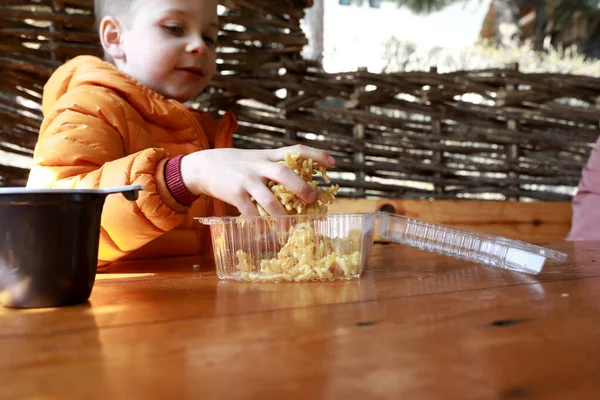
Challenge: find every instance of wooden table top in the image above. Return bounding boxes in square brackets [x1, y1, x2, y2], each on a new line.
[1, 240, 599, 399]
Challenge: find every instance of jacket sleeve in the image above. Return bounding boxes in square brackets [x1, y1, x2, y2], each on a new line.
[27, 85, 189, 262]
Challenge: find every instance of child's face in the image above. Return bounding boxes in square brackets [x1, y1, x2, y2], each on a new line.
[117, 0, 219, 102]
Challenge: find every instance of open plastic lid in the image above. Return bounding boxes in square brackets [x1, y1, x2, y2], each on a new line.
[377, 212, 567, 275]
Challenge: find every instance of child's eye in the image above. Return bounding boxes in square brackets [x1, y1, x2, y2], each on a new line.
[163, 24, 184, 36]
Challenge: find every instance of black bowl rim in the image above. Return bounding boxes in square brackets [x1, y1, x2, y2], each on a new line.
[0, 185, 143, 196]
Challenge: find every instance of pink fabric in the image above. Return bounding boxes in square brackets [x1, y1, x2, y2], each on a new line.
[568, 136, 600, 240]
[165, 155, 199, 206]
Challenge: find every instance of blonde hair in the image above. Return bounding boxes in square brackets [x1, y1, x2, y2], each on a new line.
[94, 0, 136, 25]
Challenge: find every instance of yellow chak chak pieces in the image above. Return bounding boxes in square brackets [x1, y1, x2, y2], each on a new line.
[254, 153, 340, 216]
[236, 223, 362, 282]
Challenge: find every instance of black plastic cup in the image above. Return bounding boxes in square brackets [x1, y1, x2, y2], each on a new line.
[0, 185, 142, 308]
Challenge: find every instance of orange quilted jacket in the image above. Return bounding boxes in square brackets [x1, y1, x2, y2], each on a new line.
[27, 56, 238, 267]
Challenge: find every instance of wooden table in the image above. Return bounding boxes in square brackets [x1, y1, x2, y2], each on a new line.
[1, 241, 599, 399]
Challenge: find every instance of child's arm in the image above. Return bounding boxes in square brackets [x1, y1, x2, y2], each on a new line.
[28, 86, 188, 263]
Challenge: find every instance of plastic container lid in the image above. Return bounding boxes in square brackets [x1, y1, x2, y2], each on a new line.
[377, 212, 567, 274]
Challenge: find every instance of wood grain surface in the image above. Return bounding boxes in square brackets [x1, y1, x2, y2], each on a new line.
[1, 240, 598, 400]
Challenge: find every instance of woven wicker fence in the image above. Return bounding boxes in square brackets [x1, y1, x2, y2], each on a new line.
[1, 0, 599, 201]
[216, 66, 600, 201]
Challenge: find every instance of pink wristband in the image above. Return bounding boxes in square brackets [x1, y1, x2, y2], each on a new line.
[165, 155, 199, 206]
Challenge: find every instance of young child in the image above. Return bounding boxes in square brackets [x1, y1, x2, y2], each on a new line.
[567, 139, 600, 240]
[26, 0, 335, 267]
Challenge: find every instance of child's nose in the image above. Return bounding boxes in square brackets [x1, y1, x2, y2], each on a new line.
[186, 37, 207, 56]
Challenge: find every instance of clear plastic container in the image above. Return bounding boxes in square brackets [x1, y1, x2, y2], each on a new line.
[377, 212, 567, 275]
[197, 213, 377, 282]
[197, 211, 567, 281]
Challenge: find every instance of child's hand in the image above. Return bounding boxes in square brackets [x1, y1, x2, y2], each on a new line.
[180, 145, 336, 216]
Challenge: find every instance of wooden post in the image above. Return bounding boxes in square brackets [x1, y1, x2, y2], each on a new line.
[283, 80, 297, 143]
[284, 102, 297, 141]
[596, 95, 600, 128]
[430, 66, 445, 197]
[506, 62, 520, 201]
[49, 0, 64, 62]
[353, 66, 367, 198]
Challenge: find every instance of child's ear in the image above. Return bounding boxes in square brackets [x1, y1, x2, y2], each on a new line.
[99, 17, 125, 61]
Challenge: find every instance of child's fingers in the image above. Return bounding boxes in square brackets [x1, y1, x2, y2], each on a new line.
[234, 195, 260, 217]
[271, 145, 335, 167]
[263, 163, 317, 204]
[249, 184, 288, 216]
